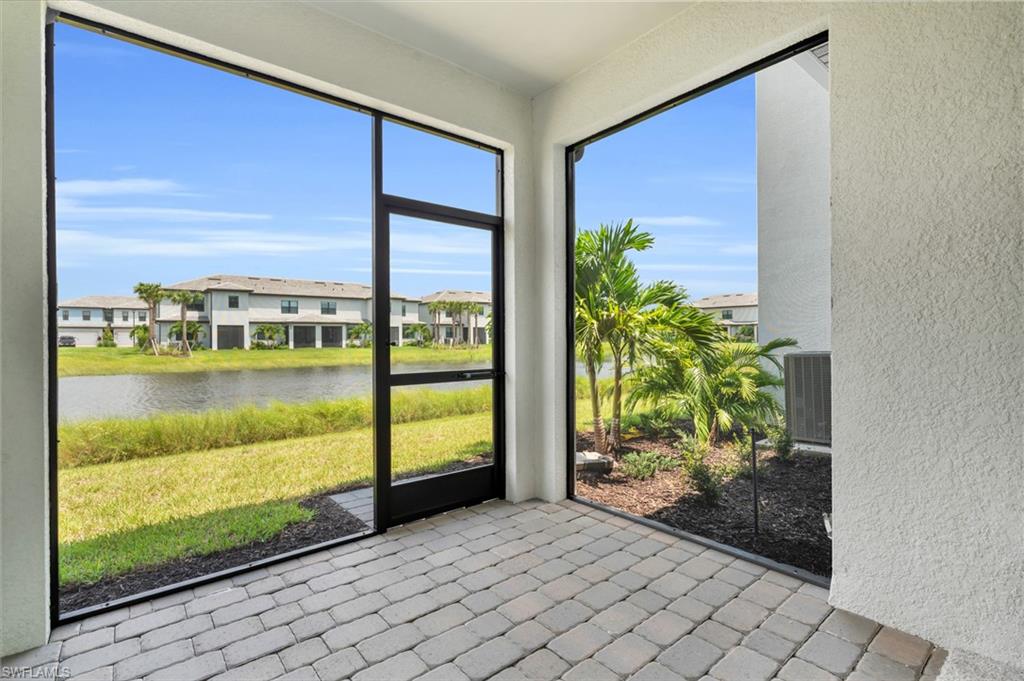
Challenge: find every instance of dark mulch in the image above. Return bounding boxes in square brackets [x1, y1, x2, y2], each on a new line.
[59, 492, 368, 614]
[575, 432, 832, 576]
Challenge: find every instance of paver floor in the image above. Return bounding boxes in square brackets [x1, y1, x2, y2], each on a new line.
[3, 499, 946, 681]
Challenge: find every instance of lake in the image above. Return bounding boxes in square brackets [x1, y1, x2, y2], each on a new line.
[60, 361, 600, 421]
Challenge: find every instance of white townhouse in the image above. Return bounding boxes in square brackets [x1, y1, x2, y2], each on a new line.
[56, 275, 495, 350]
[154, 274, 422, 350]
[693, 292, 758, 340]
[420, 289, 492, 345]
[55, 295, 148, 347]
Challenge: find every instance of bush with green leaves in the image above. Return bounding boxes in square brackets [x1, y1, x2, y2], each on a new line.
[768, 423, 794, 462]
[97, 326, 117, 348]
[680, 442, 725, 505]
[620, 450, 678, 480]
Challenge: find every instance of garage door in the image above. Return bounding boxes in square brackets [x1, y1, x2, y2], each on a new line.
[217, 325, 244, 349]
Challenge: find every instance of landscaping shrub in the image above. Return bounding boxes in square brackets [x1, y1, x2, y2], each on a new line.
[680, 442, 725, 505]
[768, 423, 794, 462]
[97, 327, 117, 348]
[620, 451, 678, 480]
[58, 385, 492, 467]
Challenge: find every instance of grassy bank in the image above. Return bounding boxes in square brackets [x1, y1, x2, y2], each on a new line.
[58, 345, 492, 378]
[60, 411, 493, 585]
[59, 385, 492, 467]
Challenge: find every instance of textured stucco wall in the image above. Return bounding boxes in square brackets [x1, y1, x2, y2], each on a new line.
[0, 0, 537, 655]
[756, 58, 831, 357]
[0, 0, 49, 657]
[533, 1, 1023, 672]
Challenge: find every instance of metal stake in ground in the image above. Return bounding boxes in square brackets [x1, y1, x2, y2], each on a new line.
[751, 430, 760, 536]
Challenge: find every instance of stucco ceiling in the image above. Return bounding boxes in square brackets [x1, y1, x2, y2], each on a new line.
[302, 1, 688, 96]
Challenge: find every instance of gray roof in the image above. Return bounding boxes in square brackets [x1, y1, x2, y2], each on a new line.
[692, 293, 758, 309]
[422, 290, 492, 304]
[58, 295, 147, 310]
[165, 274, 385, 299]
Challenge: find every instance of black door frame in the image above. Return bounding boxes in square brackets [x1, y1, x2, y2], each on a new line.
[47, 14, 505, 625]
[372, 117, 506, 527]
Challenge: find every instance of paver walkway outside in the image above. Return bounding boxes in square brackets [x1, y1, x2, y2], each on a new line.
[3, 499, 946, 681]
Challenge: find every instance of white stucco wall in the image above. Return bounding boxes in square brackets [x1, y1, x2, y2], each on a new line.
[756, 57, 831, 355]
[0, 0, 537, 655]
[533, 1, 1023, 672]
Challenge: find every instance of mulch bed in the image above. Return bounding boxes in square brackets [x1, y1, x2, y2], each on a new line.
[575, 432, 832, 576]
[59, 492, 368, 614]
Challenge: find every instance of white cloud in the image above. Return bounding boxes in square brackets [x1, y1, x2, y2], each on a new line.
[57, 178, 185, 197]
[390, 230, 490, 256]
[641, 263, 756, 273]
[634, 215, 721, 227]
[57, 228, 369, 258]
[719, 242, 757, 256]
[321, 216, 371, 223]
[392, 268, 490, 276]
[57, 200, 272, 223]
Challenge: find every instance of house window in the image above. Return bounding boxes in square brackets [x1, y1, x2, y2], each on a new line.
[186, 299, 205, 312]
[103, 309, 114, 323]
[139, 311, 147, 322]
[122, 311, 129, 322]
[402, 304, 407, 316]
[321, 301, 336, 315]
[721, 309, 733, 320]
[82, 310, 91, 321]
[61, 310, 69, 321]
[228, 295, 239, 309]
[281, 300, 299, 314]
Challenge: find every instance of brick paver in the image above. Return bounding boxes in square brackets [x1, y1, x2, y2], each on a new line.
[6, 500, 942, 680]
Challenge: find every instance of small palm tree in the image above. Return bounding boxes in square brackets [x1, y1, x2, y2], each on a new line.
[129, 324, 149, 350]
[252, 323, 284, 348]
[166, 290, 203, 357]
[133, 282, 163, 355]
[628, 336, 797, 446]
[349, 322, 373, 347]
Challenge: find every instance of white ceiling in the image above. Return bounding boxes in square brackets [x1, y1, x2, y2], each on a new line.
[303, 1, 687, 97]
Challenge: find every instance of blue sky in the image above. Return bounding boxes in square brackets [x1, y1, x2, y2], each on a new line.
[574, 77, 757, 301]
[55, 22, 753, 303]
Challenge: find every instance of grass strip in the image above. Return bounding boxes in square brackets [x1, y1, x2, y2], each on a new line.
[58, 345, 492, 377]
[59, 385, 492, 467]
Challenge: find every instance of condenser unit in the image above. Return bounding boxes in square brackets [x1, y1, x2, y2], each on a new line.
[784, 351, 831, 446]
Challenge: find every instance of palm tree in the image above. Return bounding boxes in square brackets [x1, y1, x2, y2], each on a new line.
[403, 322, 432, 346]
[575, 220, 722, 452]
[628, 336, 797, 446]
[252, 323, 284, 348]
[166, 290, 203, 356]
[349, 322, 373, 347]
[133, 282, 163, 355]
[427, 301, 444, 346]
[467, 303, 484, 346]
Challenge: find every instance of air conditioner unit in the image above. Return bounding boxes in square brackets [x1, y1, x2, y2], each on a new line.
[784, 351, 831, 446]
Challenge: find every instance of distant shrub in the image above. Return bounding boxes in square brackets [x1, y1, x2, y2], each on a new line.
[768, 423, 794, 462]
[680, 442, 725, 505]
[97, 327, 117, 348]
[620, 451, 678, 480]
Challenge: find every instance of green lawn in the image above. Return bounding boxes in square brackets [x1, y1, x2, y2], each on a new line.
[58, 372, 616, 586]
[60, 411, 493, 585]
[58, 345, 492, 378]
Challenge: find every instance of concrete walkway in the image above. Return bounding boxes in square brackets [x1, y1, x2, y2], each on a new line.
[3, 499, 945, 681]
